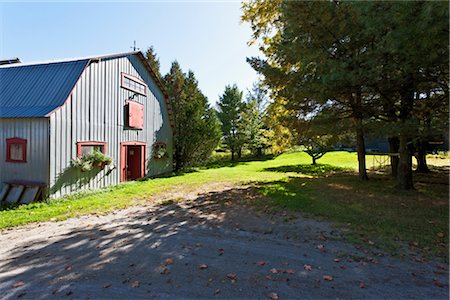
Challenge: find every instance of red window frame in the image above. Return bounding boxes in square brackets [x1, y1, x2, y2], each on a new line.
[6, 137, 27, 163]
[120, 73, 147, 96]
[76, 141, 107, 157]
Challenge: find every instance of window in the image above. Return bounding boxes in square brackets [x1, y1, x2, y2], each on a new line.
[121, 73, 147, 96]
[6, 138, 27, 163]
[77, 142, 107, 157]
[125, 100, 144, 129]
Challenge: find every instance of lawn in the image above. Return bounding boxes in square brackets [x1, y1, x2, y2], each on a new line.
[0, 151, 448, 260]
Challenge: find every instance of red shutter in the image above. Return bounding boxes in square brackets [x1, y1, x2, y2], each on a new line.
[127, 101, 144, 129]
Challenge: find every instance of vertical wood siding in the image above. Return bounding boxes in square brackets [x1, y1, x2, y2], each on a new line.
[49, 55, 173, 197]
[0, 118, 50, 184]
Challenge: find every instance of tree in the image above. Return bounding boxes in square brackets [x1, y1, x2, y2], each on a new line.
[243, 1, 372, 180]
[144, 46, 161, 79]
[164, 62, 221, 171]
[243, 1, 449, 189]
[241, 82, 269, 156]
[354, 2, 449, 188]
[217, 84, 246, 160]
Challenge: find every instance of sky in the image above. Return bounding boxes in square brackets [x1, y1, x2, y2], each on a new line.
[0, 1, 261, 105]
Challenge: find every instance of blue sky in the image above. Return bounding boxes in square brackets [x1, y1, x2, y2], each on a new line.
[0, 1, 260, 105]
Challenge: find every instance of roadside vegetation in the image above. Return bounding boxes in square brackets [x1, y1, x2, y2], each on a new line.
[1, 151, 448, 260]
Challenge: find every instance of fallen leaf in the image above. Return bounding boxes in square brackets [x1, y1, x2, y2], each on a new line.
[437, 232, 444, 238]
[265, 275, 273, 280]
[323, 275, 333, 281]
[164, 258, 174, 265]
[268, 292, 279, 300]
[270, 268, 279, 274]
[103, 283, 112, 288]
[218, 248, 225, 256]
[304, 264, 312, 271]
[227, 273, 237, 281]
[359, 282, 366, 288]
[12, 282, 25, 288]
[286, 269, 295, 274]
[317, 244, 325, 252]
[319, 233, 327, 241]
[256, 261, 266, 266]
[199, 264, 208, 269]
[159, 266, 169, 275]
[65, 265, 72, 271]
[214, 289, 221, 294]
[333, 259, 340, 263]
[339, 265, 347, 269]
[131, 280, 140, 288]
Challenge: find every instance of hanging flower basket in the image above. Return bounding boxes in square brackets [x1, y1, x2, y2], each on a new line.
[71, 151, 113, 172]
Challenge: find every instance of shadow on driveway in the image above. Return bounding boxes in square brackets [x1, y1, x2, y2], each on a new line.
[0, 186, 448, 299]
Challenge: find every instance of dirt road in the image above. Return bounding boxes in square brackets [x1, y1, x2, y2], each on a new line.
[0, 185, 448, 299]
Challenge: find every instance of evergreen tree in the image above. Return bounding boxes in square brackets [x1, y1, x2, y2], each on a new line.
[241, 81, 268, 156]
[242, 1, 449, 189]
[144, 46, 161, 79]
[164, 62, 221, 171]
[217, 84, 245, 160]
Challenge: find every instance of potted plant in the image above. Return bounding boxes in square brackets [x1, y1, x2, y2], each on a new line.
[71, 150, 113, 172]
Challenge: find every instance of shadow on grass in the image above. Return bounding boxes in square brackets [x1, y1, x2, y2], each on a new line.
[264, 163, 349, 176]
[252, 173, 449, 260]
[198, 154, 275, 170]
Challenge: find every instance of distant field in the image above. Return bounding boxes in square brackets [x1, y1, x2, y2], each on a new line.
[0, 151, 448, 259]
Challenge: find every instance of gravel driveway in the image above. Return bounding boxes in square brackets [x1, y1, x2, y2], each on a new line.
[0, 185, 448, 299]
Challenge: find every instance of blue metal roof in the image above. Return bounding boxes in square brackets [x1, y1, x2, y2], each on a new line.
[0, 59, 89, 117]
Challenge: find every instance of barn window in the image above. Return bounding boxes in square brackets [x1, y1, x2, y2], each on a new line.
[77, 142, 107, 157]
[6, 138, 27, 163]
[121, 73, 147, 96]
[125, 100, 144, 129]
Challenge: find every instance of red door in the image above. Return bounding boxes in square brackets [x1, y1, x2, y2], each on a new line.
[120, 142, 146, 182]
[126, 146, 142, 180]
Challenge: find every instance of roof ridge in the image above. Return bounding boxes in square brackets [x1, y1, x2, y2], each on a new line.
[0, 51, 140, 69]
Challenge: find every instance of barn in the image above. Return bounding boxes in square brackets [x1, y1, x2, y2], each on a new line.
[0, 51, 174, 202]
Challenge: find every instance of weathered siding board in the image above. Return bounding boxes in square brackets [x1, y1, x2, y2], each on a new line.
[49, 55, 172, 197]
[0, 118, 50, 184]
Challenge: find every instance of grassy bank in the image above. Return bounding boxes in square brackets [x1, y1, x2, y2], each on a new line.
[0, 151, 448, 260]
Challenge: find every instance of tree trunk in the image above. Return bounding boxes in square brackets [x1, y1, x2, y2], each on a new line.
[388, 137, 400, 177]
[231, 150, 235, 161]
[237, 147, 242, 159]
[312, 156, 316, 165]
[257, 147, 263, 157]
[396, 134, 414, 189]
[174, 147, 183, 172]
[355, 119, 369, 180]
[415, 140, 429, 173]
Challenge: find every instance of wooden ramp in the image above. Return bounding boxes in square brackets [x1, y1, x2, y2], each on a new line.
[0, 181, 46, 205]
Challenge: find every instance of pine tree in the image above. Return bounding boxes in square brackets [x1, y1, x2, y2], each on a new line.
[217, 85, 245, 160]
[164, 62, 221, 171]
[144, 46, 161, 79]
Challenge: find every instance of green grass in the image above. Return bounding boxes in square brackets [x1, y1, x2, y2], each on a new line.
[0, 151, 448, 260]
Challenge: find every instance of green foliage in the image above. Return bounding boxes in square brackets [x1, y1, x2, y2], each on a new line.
[71, 151, 112, 172]
[242, 1, 449, 188]
[164, 62, 221, 171]
[144, 46, 161, 79]
[217, 84, 246, 160]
